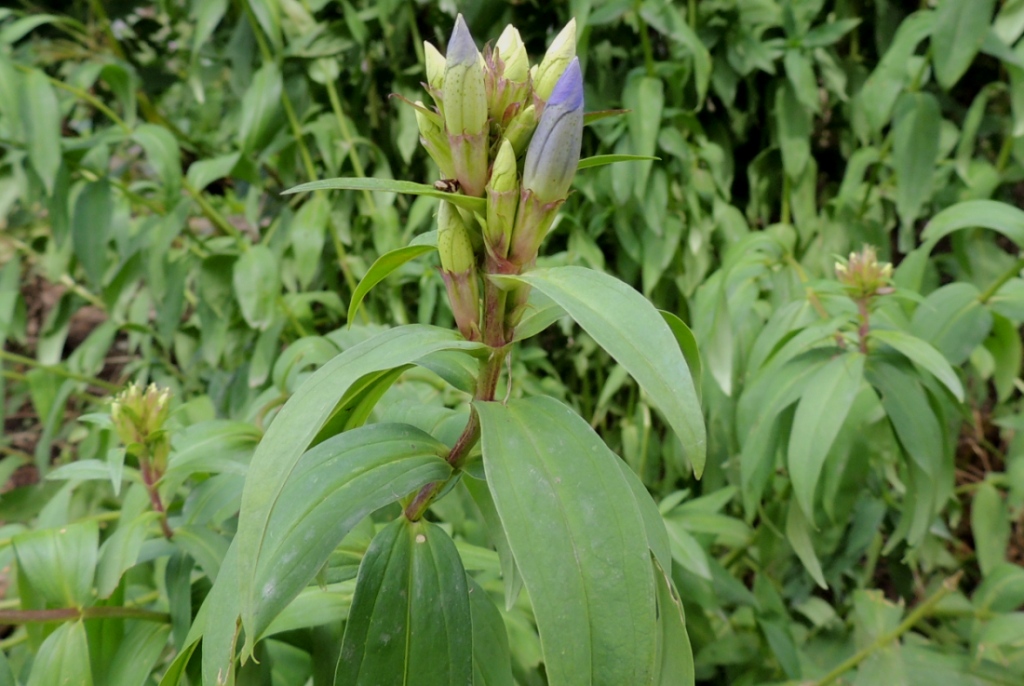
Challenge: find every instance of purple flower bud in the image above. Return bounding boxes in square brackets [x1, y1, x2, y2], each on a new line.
[522, 58, 583, 204]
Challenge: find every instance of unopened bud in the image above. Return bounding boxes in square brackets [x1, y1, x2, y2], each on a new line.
[443, 15, 488, 137]
[495, 25, 528, 83]
[485, 139, 518, 259]
[487, 25, 531, 124]
[437, 201, 481, 340]
[504, 104, 537, 156]
[424, 41, 445, 92]
[522, 58, 583, 204]
[415, 104, 455, 178]
[835, 245, 894, 299]
[534, 19, 576, 101]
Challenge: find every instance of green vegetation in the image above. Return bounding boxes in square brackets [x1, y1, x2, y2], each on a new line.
[2, 1, 1024, 684]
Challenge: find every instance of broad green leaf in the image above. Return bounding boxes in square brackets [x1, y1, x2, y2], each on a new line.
[577, 154, 660, 171]
[784, 49, 819, 113]
[931, 0, 997, 89]
[21, 68, 61, 194]
[247, 423, 451, 641]
[13, 520, 98, 608]
[664, 517, 711, 580]
[920, 199, 1024, 250]
[497, 267, 705, 475]
[777, 80, 811, 178]
[463, 476, 523, 611]
[195, 543, 241, 686]
[477, 397, 658, 686]
[788, 352, 865, 520]
[893, 92, 941, 228]
[972, 481, 1010, 577]
[653, 558, 695, 686]
[910, 283, 993, 366]
[869, 329, 964, 401]
[236, 326, 483, 650]
[187, 153, 241, 193]
[237, 62, 282, 154]
[786, 499, 827, 589]
[986, 313, 1022, 401]
[134, 123, 182, 202]
[290, 193, 331, 289]
[974, 563, 1024, 612]
[616, 459, 672, 575]
[336, 519, 472, 686]
[803, 18, 862, 47]
[26, 620, 92, 686]
[284, 177, 486, 213]
[660, 310, 702, 404]
[866, 360, 943, 476]
[625, 75, 664, 199]
[72, 179, 113, 288]
[263, 582, 354, 637]
[348, 244, 436, 322]
[107, 622, 171, 686]
[233, 245, 280, 330]
[468, 578, 515, 686]
[96, 511, 159, 598]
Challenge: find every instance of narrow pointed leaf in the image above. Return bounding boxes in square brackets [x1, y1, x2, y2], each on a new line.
[248, 423, 451, 640]
[653, 558, 695, 686]
[284, 177, 486, 213]
[786, 499, 827, 589]
[577, 154, 660, 171]
[496, 267, 705, 475]
[468, 578, 515, 686]
[870, 329, 964, 401]
[348, 245, 436, 323]
[336, 519, 472, 685]
[788, 352, 865, 520]
[477, 397, 658, 686]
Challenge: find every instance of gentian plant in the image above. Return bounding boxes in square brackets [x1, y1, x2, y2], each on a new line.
[194, 15, 705, 685]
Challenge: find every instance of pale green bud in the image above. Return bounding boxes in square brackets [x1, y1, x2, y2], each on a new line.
[494, 25, 528, 83]
[437, 200, 477, 275]
[534, 19, 576, 101]
[504, 104, 538, 156]
[415, 103, 455, 178]
[485, 138, 518, 258]
[424, 41, 445, 92]
[443, 15, 488, 136]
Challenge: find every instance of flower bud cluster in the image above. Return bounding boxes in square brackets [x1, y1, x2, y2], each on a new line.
[835, 245, 894, 300]
[111, 382, 172, 474]
[417, 15, 584, 345]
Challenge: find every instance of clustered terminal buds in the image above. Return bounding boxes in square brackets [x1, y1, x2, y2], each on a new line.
[415, 14, 584, 346]
[835, 245, 894, 301]
[111, 382, 172, 473]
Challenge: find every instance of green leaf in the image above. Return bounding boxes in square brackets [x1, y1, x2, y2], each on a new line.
[107, 622, 171, 686]
[786, 499, 827, 589]
[869, 329, 964, 401]
[26, 620, 92, 686]
[237, 62, 282, 154]
[653, 558, 695, 686]
[477, 397, 658, 686]
[910, 283, 993, 366]
[777, 80, 811, 179]
[468, 578, 515, 686]
[233, 245, 280, 331]
[784, 49, 819, 113]
[972, 482, 1010, 577]
[13, 520, 98, 608]
[247, 423, 451, 641]
[290, 193, 331, 289]
[72, 179, 113, 288]
[616, 459, 672, 575]
[348, 245, 436, 323]
[262, 582, 353, 637]
[134, 123, 182, 202]
[336, 519, 472, 686]
[625, 75, 664, 199]
[96, 511, 159, 599]
[921, 199, 1024, 250]
[866, 360, 944, 476]
[985, 313, 1022, 402]
[893, 92, 941, 228]
[577, 154, 660, 170]
[660, 310, 702, 404]
[187, 153, 241, 193]
[235, 326, 483, 650]
[21, 68, 61, 194]
[284, 177, 486, 214]
[803, 18, 861, 48]
[788, 352, 865, 520]
[463, 476, 523, 611]
[664, 517, 711, 580]
[931, 0, 997, 89]
[496, 267, 705, 476]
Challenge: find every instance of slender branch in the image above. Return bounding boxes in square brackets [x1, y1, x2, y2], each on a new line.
[0, 605, 170, 624]
[813, 572, 962, 686]
[0, 350, 120, 392]
[978, 255, 1024, 304]
[634, 0, 656, 78]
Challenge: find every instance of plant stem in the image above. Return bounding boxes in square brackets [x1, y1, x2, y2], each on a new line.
[813, 572, 962, 686]
[856, 298, 870, 354]
[0, 350, 120, 392]
[978, 255, 1024, 304]
[404, 347, 506, 521]
[139, 454, 173, 539]
[0, 606, 170, 624]
[635, 0, 657, 78]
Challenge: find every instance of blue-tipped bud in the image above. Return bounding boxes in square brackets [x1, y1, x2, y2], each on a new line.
[443, 15, 488, 136]
[522, 58, 583, 204]
[533, 19, 577, 101]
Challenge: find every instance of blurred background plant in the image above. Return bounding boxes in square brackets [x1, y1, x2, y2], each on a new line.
[2, 0, 1024, 684]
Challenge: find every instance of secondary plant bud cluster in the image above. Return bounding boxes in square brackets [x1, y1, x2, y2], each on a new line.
[835, 245, 894, 301]
[111, 382, 172, 474]
[415, 15, 584, 345]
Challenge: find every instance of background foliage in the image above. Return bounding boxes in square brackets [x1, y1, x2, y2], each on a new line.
[2, 0, 1024, 684]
